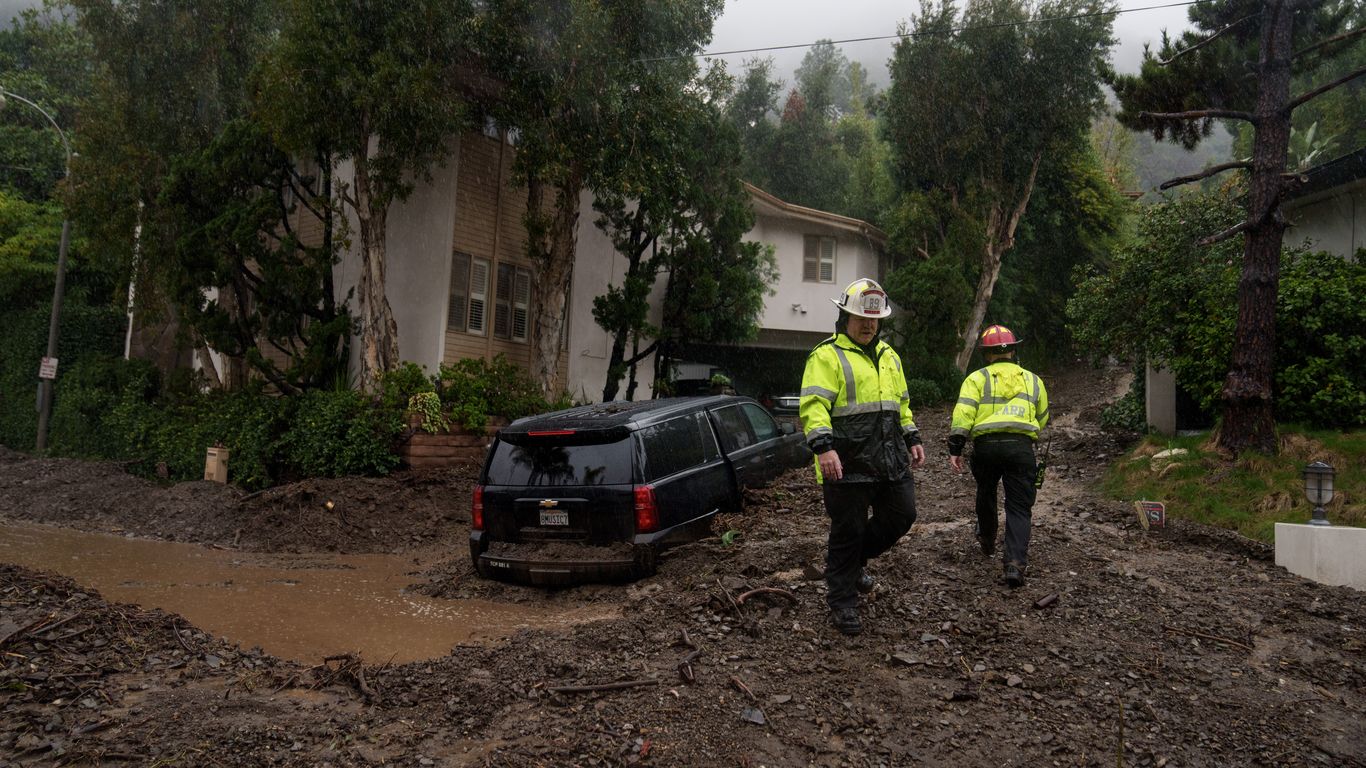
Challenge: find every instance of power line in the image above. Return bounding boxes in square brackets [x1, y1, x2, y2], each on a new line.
[637, 0, 1214, 64]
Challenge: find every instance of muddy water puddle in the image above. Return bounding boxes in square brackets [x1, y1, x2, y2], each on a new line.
[0, 522, 615, 664]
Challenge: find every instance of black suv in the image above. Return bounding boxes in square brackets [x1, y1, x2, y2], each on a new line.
[469, 395, 809, 585]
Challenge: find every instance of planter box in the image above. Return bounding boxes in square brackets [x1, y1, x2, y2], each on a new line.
[398, 415, 508, 470]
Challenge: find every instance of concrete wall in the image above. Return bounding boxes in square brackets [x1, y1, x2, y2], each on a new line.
[1275, 523, 1366, 590]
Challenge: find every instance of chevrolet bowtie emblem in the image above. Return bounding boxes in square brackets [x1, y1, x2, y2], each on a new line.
[538, 499, 558, 508]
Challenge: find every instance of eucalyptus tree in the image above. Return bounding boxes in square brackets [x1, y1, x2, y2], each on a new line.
[480, 0, 725, 398]
[256, 0, 476, 391]
[1110, 0, 1365, 455]
[883, 0, 1115, 372]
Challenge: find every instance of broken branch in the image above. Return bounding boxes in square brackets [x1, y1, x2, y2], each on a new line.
[1293, 26, 1366, 60]
[548, 679, 659, 695]
[1161, 624, 1253, 652]
[735, 587, 797, 606]
[1197, 218, 1251, 247]
[1158, 14, 1258, 66]
[1137, 108, 1255, 123]
[1158, 161, 1252, 190]
[1285, 65, 1366, 113]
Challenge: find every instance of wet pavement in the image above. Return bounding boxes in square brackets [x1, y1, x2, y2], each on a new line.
[0, 522, 614, 664]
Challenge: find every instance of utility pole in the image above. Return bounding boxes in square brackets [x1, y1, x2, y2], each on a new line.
[0, 87, 74, 453]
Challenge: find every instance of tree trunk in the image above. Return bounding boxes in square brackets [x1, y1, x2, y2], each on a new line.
[353, 148, 400, 392]
[953, 156, 1041, 372]
[528, 175, 582, 400]
[1216, 0, 1295, 456]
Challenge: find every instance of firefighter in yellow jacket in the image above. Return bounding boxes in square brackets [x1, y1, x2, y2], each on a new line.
[948, 325, 1049, 588]
[800, 278, 925, 636]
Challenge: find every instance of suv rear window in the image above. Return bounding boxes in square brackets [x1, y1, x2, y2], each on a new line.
[485, 440, 634, 486]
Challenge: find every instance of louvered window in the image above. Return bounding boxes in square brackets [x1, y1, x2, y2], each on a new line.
[803, 235, 836, 283]
[494, 263, 533, 343]
[449, 252, 488, 335]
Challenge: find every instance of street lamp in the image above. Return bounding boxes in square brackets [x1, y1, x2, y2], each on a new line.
[0, 87, 73, 453]
[1301, 461, 1335, 527]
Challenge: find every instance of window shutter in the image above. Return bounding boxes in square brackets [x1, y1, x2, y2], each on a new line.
[468, 258, 488, 334]
[512, 269, 531, 341]
[803, 236, 819, 282]
[494, 263, 512, 339]
[447, 253, 469, 332]
[819, 237, 835, 283]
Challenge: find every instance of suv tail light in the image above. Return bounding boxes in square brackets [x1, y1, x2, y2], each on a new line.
[634, 485, 658, 533]
[471, 485, 484, 531]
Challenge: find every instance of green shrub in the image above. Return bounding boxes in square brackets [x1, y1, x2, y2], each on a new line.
[905, 377, 944, 408]
[1273, 248, 1366, 427]
[438, 355, 551, 430]
[280, 389, 402, 479]
[48, 356, 159, 457]
[379, 361, 435, 412]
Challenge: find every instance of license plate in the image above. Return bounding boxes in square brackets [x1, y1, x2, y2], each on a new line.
[539, 509, 569, 526]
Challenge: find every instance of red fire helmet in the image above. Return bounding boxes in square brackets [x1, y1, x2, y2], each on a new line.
[978, 324, 1020, 349]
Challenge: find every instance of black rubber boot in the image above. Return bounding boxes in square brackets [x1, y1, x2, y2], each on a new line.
[830, 607, 862, 635]
[1003, 562, 1026, 589]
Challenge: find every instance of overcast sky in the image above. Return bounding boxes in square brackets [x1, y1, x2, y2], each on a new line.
[2, 0, 1192, 81]
[708, 0, 1194, 84]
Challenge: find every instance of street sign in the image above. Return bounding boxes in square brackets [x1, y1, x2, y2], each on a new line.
[38, 357, 58, 380]
[1134, 500, 1166, 530]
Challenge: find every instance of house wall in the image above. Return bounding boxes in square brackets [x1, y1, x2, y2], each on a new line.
[1285, 180, 1364, 258]
[388, 142, 460, 374]
[567, 190, 664, 403]
[751, 213, 882, 340]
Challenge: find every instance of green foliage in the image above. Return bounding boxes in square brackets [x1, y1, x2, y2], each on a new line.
[1274, 248, 1366, 427]
[0, 303, 124, 451]
[438, 356, 555, 431]
[0, 6, 93, 201]
[408, 392, 448, 434]
[883, 0, 1116, 369]
[279, 390, 402, 481]
[1100, 373, 1148, 435]
[159, 119, 351, 394]
[48, 355, 157, 457]
[1069, 186, 1366, 429]
[1102, 428, 1366, 542]
[379, 362, 436, 412]
[905, 378, 945, 408]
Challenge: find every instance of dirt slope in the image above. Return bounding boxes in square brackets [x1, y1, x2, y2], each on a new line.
[2, 363, 1363, 766]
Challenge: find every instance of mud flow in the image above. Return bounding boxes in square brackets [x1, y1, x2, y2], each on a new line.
[0, 522, 613, 663]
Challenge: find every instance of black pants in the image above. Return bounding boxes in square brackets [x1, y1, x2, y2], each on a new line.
[970, 434, 1037, 568]
[822, 477, 917, 610]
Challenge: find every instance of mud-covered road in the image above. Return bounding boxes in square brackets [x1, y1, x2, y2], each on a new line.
[1, 365, 1362, 767]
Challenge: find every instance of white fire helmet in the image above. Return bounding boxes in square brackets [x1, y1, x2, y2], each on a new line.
[831, 278, 892, 319]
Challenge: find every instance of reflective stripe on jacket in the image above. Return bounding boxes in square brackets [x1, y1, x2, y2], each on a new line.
[800, 333, 917, 483]
[950, 361, 1049, 441]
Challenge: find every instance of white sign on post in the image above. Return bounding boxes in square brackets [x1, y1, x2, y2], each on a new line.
[38, 357, 58, 380]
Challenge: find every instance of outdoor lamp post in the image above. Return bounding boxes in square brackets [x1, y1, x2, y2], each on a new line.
[0, 87, 74, 453]
[1301, 461, 1335, 527]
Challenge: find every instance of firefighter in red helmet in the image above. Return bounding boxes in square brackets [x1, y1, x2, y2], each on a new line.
[947, 325, 1049, 587]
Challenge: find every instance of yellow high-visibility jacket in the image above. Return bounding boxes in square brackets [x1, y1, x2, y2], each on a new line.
[800, 333, 919, 483]
[950, 361, 1049, 442]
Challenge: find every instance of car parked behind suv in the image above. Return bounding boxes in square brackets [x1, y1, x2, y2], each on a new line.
[469, 395, 809, 585]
